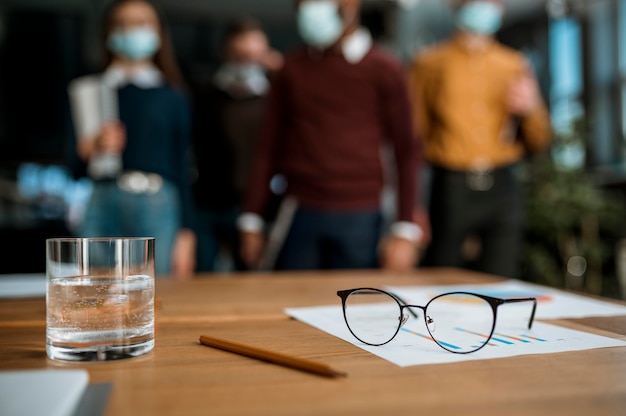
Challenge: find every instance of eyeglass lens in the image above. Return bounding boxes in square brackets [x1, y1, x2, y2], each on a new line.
[343, 290, 497, 353]
[343, 289, 403, 346]
[426, 293, 495, 353]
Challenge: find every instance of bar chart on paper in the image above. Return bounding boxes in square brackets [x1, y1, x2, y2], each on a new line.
[398, 326, 547, 351]
[398, 322, 626, 365]
[364, 320, 626, 366]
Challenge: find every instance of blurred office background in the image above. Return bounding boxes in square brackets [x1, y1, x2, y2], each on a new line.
[1, 0, 625, 298]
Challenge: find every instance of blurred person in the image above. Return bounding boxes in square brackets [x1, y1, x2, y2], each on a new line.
[68, 0, 195, 277]
[408, 0, 552, 277]
[192, 17, 283, 271]
[238, 0, 427, 271]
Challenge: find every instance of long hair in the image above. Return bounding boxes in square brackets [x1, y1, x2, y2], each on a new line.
[101, 0, 185, 88]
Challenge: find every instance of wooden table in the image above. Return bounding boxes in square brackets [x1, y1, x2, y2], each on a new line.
[1, 269, 625, 415]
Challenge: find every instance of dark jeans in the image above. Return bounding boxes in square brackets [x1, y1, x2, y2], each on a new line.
[276, 207, 382, 270]
[423, 165, 523, 278]
[194, 207, 245, 272]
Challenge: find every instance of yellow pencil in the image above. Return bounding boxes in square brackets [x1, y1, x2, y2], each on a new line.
[199, 335, 347, 378]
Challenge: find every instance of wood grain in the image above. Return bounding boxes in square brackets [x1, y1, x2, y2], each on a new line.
[1, 268, 625, 415]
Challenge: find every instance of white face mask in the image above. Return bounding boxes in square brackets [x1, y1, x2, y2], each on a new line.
[213, 63, 270, 98]
[456, 1, 503, 35]
[107, 26, 160, 61]
[297, 1, 344, 49]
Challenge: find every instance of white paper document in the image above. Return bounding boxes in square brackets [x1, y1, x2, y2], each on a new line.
[285, 280, 626, 367]
[0, 369, 89, 416]
[0, 273, 46, 298]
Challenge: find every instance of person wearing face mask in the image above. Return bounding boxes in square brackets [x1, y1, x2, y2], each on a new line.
[237, 0, 428, 271]
[67, 0, 196, 278]
[408, 0, 552, 278]
[191, 17, 283, 271]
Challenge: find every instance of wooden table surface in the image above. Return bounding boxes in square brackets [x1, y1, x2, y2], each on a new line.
[1, 268, 625, 415]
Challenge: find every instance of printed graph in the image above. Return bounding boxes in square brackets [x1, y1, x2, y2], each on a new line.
[400, 326, 548, 350]
[284, 303, 626, 367]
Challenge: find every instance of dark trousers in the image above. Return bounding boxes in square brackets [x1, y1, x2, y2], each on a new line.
[423, 165, 523, 278]
[276, 207, 382, 270]
[194, 207, 246, 272]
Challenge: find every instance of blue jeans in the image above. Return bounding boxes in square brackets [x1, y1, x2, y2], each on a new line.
[276, 207, 382, 270]
[80, 180, 180, 275]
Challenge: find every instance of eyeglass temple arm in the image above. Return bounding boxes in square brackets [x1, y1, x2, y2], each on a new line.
[502, 297, 538, 329]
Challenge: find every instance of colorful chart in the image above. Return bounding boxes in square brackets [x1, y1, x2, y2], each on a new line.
[400, 326, 548, 350]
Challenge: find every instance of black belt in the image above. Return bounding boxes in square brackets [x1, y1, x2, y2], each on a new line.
[431, 164, 517, 191]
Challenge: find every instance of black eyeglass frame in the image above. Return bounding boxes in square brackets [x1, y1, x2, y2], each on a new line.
[337, 287, 538, 354]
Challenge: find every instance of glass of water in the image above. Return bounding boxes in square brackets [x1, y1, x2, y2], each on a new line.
[46, 237, 155, 361]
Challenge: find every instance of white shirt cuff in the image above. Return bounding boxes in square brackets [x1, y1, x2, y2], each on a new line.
[390, 221, 423, 243]
[237, 212, 265, 233]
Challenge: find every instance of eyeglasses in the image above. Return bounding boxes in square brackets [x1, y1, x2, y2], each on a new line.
[337, 288, 537, 354]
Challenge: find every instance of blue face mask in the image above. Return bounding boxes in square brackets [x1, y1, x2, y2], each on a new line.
[107, 26, 160, 61]
[297, 1, 344, 49]
[456, 1, 503, 35]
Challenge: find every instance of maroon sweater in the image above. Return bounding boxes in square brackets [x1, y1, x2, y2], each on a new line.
[244, 44, 419, 223]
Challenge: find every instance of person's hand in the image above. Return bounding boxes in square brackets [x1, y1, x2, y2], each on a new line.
[240, 231, 265, 270]
[413, 205, 431, 249]
[380, 236, 419, 272]
[380, 206, 431, 271]
[98, 121, 126, 154]
[171, 228, 196, 280]
[76, 121, 126, 161]
[261, 49, 284, 73]
[507, 69, 541, 116]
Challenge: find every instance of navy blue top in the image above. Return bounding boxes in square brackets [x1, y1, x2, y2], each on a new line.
[118, 84, 194, 228]
[70, 83, 195, 229]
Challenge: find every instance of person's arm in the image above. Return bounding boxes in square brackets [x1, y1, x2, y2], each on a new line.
[407, 56, 433, 251]
[508, 60, 552, 153]
[68, 76, 126, 162]
[170, 91, 197, 279]
[171, 228, 196, 279]
[378, 58, 425, 272]
[407, 55, 432, 149]
[238, 64, 289, 269]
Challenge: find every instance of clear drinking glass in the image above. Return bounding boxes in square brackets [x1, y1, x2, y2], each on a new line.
[46, 237, 155, 361]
